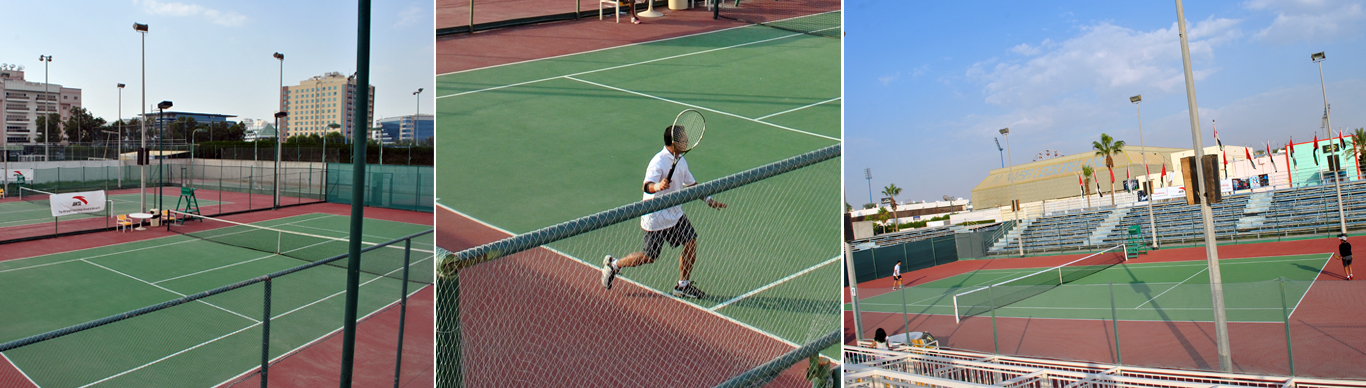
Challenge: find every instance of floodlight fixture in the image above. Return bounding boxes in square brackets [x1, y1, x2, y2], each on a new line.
[1311, 52, 1326, 62]
[1130, 95, 1142, 103]
[133, 23, 148, 32]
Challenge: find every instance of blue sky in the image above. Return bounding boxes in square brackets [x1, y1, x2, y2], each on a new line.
[5, 0, 433, 126]
[845, 0, 1366, 206]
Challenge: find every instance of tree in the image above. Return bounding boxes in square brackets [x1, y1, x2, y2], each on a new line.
[34, 113, 62, 143]
[1081, 165, 1095, 209]
[166, 117, 199, 143]
[874, 207, 891, 234]
[862, 203, 876, 210]
[881, 183, 902, 232]
[62, 106, 106, 144]
[1092, 133, 1126, 205]
[1352, 128, 1366, 179]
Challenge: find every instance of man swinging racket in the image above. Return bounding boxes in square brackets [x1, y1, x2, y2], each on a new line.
[602, 110, 726, 299]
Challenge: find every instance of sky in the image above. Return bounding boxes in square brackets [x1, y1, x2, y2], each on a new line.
[5, 0, 434, 126]
[845, 0, 1366, 207]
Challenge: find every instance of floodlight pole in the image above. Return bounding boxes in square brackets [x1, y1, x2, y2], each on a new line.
[339, 0, 371, 385]
[274, 52, 285, 210]
[1002, 127, 1023, 256]
[1176, 0, 1232, 372]
[117, 83, 124, 188]
[1314, 53, 1347, 235]
[864, 168, 874, 207]
[1133, 96, 1158, 249]
[135, 23, 148, 212]
[40, 55, 51, 162]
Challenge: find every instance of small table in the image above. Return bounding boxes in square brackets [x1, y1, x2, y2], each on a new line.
[129, 213, 154, 231]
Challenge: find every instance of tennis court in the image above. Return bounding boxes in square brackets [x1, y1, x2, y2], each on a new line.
[437, 9, 842, 384]
[856, 249, 1330, 322]
[0, 212, 433, 387]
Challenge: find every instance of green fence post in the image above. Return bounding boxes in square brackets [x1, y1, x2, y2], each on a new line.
[261, 278, 272, 388]
[1280, 277, 1295, 376]
[1110, 281, 1121, 365]
[899, 282, 909, 338]
[394, 239, 412, 388]
[989, 283, 999, 354]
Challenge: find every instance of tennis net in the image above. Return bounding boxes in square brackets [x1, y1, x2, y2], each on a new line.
[18, 186, 58, 203]
[952, 244, 1128, 322]
[166, 210, 434, 284]
[714, 0, 841, 38]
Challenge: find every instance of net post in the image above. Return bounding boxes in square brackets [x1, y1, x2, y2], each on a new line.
[277, 231, 283, 254]
[1110, 281, 1121, 365]
[1280, 277, 1295, 376]
[394, 239, 412, 388]
[260, 277, 272, 388]
[953, 295, 960, 324]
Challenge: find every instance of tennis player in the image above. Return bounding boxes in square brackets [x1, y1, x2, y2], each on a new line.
[892, 260, 902, 290]
[1335, 234, 1354, 280]
[602, 125, 726, 299]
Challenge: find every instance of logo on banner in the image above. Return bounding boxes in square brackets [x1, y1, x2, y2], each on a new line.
[50, 190, 106, 217]
[8, 169, 34, 183]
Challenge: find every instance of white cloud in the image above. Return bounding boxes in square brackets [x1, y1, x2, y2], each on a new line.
[878, 72, 900, 86]
[967, 17, 1241, 108]
[396, 5, 425, 28]
[1011, 43, 1041, 56]
[137, 0, 247, 26]
[1247, 0, 1365, 43]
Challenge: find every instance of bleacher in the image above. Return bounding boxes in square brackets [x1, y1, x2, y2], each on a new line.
[987, 178, 1366, 255]
[851, 225, 957, 250]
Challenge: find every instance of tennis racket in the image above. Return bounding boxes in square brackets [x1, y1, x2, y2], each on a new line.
[665, 109, 706, 183]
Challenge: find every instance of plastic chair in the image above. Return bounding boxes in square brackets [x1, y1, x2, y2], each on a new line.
[162, 210, 180, 226]
[116, 214, 134, 232]
[600, 0, 621, 22]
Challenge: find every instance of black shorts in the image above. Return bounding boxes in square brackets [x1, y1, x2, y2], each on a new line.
[893, 275, 901, 281]
[642, 215, 698, 260]
[1344, 255, 1353, 266]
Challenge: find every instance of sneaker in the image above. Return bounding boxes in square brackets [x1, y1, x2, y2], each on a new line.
[673, 282, 706, 299]
[601, 256, 618, 290]
[631, 17, 640, 24]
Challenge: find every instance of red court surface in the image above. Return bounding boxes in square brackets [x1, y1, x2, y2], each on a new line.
[438, 206, 817, 387]
[437, 3, 750, 74]
[846, 236, 1366, 379]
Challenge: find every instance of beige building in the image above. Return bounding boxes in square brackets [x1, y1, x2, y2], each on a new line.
[971, 146, 1188, 209]
[1, 67, 82, 145]
[279, 72, 374, 140]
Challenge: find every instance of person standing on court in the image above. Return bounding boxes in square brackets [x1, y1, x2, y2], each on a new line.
[601, 125, 727, 299]
[892, 260, 902, 290]
[1335, 234, 1354, 280]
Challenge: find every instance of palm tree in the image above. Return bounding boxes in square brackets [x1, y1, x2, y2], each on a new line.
[882, 183, 902, 232]
[1352, 128, 1366, 179]
[1081, 165, 1095, 208]
[874, 207, 891, 234]
[1092, 133, 1127, 205]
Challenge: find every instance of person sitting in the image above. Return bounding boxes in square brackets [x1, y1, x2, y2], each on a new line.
[873, 327, 889, 350]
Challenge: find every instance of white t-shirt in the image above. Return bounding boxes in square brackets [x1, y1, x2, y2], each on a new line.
[893, 263, 901, 277]
[640, 147, 696, 231]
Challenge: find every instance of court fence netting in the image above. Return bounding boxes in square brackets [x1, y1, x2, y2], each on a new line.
[714, 0, 841, 38]
[0, 222, 433, 387]
[951, 244, 1127, 322]
[436, 144, 842, 387]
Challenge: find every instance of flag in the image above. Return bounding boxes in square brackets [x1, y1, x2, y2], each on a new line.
[1109, 168, 1115, 183]
[1290, 136, 1297, 167]
[1095, 171, 1104, 197]
[1213, 120, 1223, 150]
[1125, 168, 1132, 192]
[1339, 129, 1347, 151]
[1078, 173, 1085, 195]
[1267, 142, 1278, 172]
[1314, 133, 1321, 166]
[1245, 146, 1255, 170]
[1161, 162, 1167, 181]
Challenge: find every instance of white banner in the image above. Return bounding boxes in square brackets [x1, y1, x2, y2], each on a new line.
[1152, 186, 1186, 201]
[50, 190, 106, 217]
[8, 169, 34, 183]
[1220, 179, 1234, 194]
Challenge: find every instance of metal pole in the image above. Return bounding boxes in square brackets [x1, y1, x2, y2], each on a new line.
[158, 107, 164, 211]
[865, 168, 873, 207]
[1316, 58, 1347, 235]
[844, 242, 864, 341]
[1176, 0, 1232, 371]
[1280, 277, 1295, 376]
[393, 239, 412, 388]
[1005, 130, 1024, 256]
[275, 55, 284, 210]
[43, 56, 50, 162]
[1136, 100, 1159, 248]
[118, 84, 124, 188]
[260, 278, 272, 388]
[139, 28, 147, 212]
[339, 1, 371, 385]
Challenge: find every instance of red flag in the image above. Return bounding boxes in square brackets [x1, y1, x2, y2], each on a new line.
[1245, 147, 1254, 169]
[1161, 162, 1167, 179]
[1290, 136, 1297, 167]
[1109, 168, 1115, 183]
[1314, 133, 1321, 166]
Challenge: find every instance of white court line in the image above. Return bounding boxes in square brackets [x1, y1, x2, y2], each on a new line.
[437, 203, 818, 350]
[1133, 267, 1208, 309]
[1, 352, 39, 388]
[80, 259, 261, 324]
[89, 255, 433, 388]
[150, 236, 343, 285]
[565, 76, 839, 142]
[712, 255, 840, 311]
[1289, 253, 1336, 318]
[437, 30, 814, 99]
[0, 214, 336, 273]
[754, 97, 841, 121]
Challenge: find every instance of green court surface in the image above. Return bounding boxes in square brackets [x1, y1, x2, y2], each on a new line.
[0, 213, 433, 387]
[0, 193, 225, 229]
[857, 253, 1333, 323]
[437, 18, 841, 358]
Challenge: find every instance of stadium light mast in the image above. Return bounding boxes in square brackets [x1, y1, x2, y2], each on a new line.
[864, 168, 873, 208]
[39, 55, 52, 162]
[134, 22, 149, 212]
[273, 52, 285, 210]
[1001, 127, 1023, 256]
[1312, 52, 1347, 235]
[1132, 95, 1159, 249]
[1176, 0, 1232, 372]
[995, 138, 1005, 168]
[117, 83, 125, 188]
